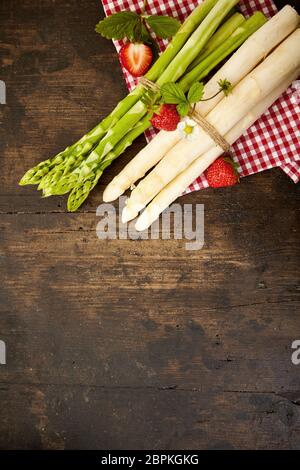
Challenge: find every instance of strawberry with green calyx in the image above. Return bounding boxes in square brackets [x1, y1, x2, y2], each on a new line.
[150, 104, 181, 131]
[205, 156, 240, 188]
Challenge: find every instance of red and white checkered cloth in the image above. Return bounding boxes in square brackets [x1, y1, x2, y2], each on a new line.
[101, 0, 300, 190]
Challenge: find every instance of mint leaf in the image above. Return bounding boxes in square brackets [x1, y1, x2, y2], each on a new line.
[95, 12, 140, 41]
[177, 102, 190, 118]
[188, 82, 204, 104]
[161, 82, 186, 105]
[145, 15, 181, 39]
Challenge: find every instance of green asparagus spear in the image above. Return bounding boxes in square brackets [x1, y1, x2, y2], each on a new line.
[19, 152, 66, 185]
[186, 11, 245, 72]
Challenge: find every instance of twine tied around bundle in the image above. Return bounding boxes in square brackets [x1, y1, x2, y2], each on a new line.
[190, 109, 231, 153]
[139, 77, 161, 94]
[139, 77, 232, 155]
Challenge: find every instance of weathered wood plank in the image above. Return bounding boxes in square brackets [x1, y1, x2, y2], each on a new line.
[1, 200, 299, 390]
[0, 385, 299, 450]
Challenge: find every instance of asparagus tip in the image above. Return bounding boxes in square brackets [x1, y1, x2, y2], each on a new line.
[103, 183, 123, 202]
[135, 216, 149, 232]
[122, 206, 138, 224]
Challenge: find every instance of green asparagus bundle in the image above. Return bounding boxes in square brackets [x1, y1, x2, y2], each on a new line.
[20, 0, 266, 212]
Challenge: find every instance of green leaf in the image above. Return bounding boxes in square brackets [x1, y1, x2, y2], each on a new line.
[161, 82, 186, 105]
[177, 102, 190, 118]
[188, 82, 204, 104]
[95, 12, 140, 41]
[145, 15, 181, 39]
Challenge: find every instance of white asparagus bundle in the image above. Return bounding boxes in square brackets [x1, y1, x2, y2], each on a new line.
[103, 6, 299, 203]
[135, 70, 299, 231]
[122, 28, 300, 223]
[196, 4, 299, 114]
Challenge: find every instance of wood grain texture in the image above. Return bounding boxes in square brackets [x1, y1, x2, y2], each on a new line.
[0, 0, 299, 450]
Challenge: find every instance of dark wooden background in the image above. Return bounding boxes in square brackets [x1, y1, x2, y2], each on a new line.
[0, 0, 299, 450]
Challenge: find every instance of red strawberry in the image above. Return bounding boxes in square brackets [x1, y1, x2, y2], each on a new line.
[119, 43, 153, 77]
[205, 156, 239, 188]
[150, 104, 181, 131]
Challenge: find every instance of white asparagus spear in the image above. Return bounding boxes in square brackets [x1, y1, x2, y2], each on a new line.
[103, 6, 299, 203]
[135, 71, 299, 231]
[103, 129, 180, 202]
[122, 29, 300, 223]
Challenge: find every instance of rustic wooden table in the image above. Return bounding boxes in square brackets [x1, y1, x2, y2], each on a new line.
[0, 0, 299, 450]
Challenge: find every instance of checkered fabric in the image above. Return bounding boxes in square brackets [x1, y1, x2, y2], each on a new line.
[101, 0, 300, 190]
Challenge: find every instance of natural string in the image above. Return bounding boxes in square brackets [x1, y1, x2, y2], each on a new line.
[139, 77, 161, 94]
[190, 109, 231, 153]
